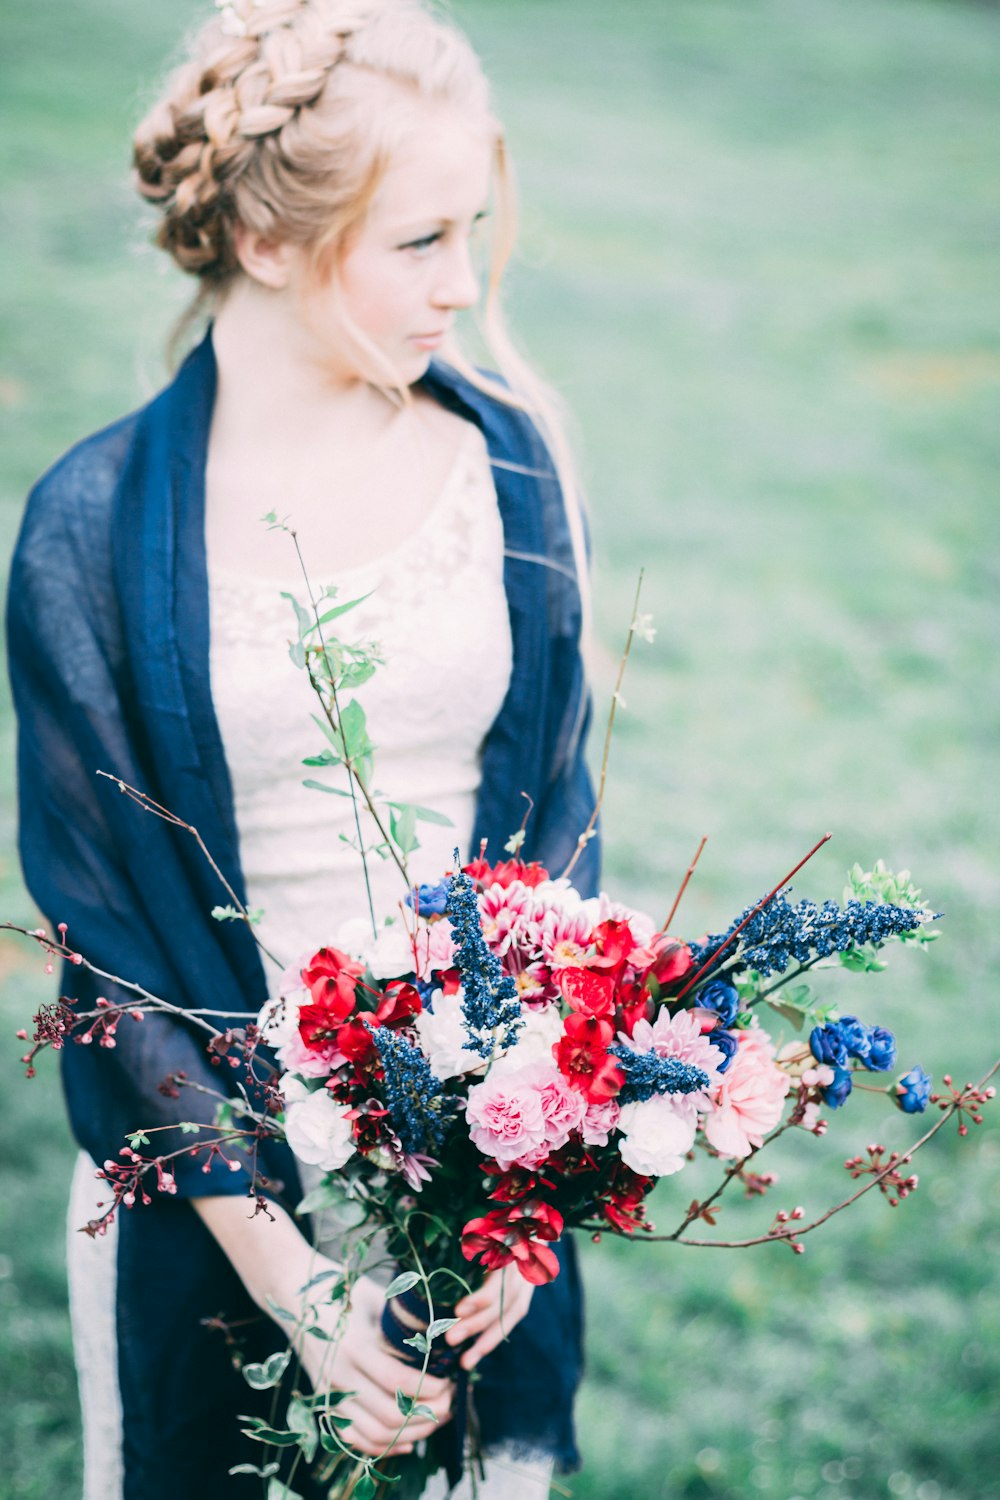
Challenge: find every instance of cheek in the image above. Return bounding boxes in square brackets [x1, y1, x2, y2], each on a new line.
[339, 257, 413, 340]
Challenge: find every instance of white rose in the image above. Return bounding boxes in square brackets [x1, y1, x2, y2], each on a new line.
[257, 989, 304, 1050]
[282, 1079, 356, 1171]
[365, 925, 416, 981]
[617, 1096, 698, 1177]
[332, 916, 374, 961]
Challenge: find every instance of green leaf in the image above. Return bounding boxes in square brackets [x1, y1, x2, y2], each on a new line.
[311, 591, 374, 626]
[387, 801, 454, 828]
[390, 803, 418, 857]
[302, 751, 336, 766]
[286, 1396, 318, 1462]
[239, 1426, 301, 1448]
[267, 1480, 305, 1500]
[302, 779, 351, 797]
[126, 1131, 149, 1148]
[403, 1331, 429, 1355]
[242, 1349, 291, 1390]
[767, 1001, 806, 1030]
[395, 1390, 414, 1417]
[354, 1475, 377, 1500]
[409, 1403, 436, 1420]
[296, 1181, 346, 1215]
[300, 1267, 346, 1295]
[263, 1296, 297, 1323]
[384, 1270, 422, 1299]
[179, 1121, 201, 1134]
[281, 591, 313, 641]
[426, 1317, 460, 1341]
[288, 640, 306, 670]
[228, 1462, 281, 1478]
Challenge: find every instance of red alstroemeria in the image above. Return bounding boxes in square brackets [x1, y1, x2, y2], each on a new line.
[337, 1018, 378, 1070]
[600, 1162, 654, 1234]
[302, 946, 365, 1017]
[553, 1013, 623, 1102]
[616, 978, 652, 1038]
[588, 919, 636, 978]
[461, 1200, 565, 1285]
[644, 935, 694, 991]
[556, 966, 616, 1018]
[373, 981, 422, 1028]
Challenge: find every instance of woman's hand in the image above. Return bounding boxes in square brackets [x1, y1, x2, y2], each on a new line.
[192, 1196, 453, 1457]
[447, 1266, 534, 1371]
[296, 1270, 454, 1457]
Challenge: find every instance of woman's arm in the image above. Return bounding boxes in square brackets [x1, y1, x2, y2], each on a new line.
[192, 1194, 454, 1455]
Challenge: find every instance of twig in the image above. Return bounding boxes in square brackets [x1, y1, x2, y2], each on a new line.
[560, 570, 645, 882]
[290, 529, 384, 934]
[662, 835, 708, 933]
[674, 832, 833, 1001]
[94, 773, 284, 969]
[643, 1058, 1000, 1249]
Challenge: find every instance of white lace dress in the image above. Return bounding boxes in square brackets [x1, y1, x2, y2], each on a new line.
[68, 420, 552, 1499]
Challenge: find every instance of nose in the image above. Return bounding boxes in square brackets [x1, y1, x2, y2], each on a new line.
[432, 236, 480, 313]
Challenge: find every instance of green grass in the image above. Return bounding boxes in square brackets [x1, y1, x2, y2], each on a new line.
[2, 1, 999, 1496]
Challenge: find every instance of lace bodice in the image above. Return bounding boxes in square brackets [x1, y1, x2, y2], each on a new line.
[208, 422, 513, 985]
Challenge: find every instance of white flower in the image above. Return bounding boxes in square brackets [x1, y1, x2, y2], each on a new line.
[491, 1005, 563, 1074]
[332, 917, 373, 961]
[365, 925, 416, 981]
[414, 989, 480, 1080]
[281, 1078, 356, 1171]
[257, 989, 304, 1050]
[617, 1095, 697, 1177]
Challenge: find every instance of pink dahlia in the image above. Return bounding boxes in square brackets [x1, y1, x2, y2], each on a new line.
[704, 1026, 790, 1158]
[628, 1008, 728, 1099]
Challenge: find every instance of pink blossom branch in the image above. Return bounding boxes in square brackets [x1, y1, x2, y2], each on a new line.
[94, 772, 284, 968]
[642, 1057, 1000, 1250]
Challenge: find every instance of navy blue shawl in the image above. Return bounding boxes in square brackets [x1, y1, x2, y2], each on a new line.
[8, 329, 598, 1493]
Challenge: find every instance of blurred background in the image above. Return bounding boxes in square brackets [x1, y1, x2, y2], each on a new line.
[1, 0, 998, 1496]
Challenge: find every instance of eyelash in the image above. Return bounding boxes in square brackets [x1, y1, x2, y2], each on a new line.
[401, 232, 442, 254]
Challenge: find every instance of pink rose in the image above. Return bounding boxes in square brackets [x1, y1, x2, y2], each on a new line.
[524, 1062, 587, 1151]
[704, 1026, 790, 1158]
[581, 1096, 621, 1147]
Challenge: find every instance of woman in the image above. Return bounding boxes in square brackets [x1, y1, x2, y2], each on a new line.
[8, 1, 599, 1495]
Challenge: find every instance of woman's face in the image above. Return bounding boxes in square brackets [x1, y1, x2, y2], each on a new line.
[291, 102, 495, 388]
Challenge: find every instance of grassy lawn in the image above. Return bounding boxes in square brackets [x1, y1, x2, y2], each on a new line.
[1, 1, 998, 1497]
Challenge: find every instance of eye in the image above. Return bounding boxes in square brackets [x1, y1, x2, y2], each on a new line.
[399, 231, 442, 256]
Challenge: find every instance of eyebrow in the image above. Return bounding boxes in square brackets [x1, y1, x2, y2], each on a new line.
[393, 209, 491, 236]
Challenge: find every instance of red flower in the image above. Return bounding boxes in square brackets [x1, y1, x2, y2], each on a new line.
[556, 967, 616, 1018]
[461, 1200, 565, 1285]
[600, 1162, 654, 1234]
[644, 935, 694, 991]
[301, 947, 365, 1020]
[373, 981, 422, 1028]
[588, 919, 636, 976]
[463, 857, 550, 889]
[553, 1014, 623, 1102]
[615, 978, 652, 1038]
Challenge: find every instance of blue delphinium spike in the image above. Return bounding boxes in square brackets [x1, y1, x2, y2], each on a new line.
[369, 1026, 458, 1155]
[610, 1046, 711, 1105]
[689, 891, 931, 980]
[445, 852, 523, 1058]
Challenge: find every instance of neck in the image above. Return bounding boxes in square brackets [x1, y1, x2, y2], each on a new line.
[210, 277, 398, 444]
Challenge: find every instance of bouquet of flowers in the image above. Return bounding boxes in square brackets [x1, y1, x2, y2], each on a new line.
[10, 574, 996, 1500]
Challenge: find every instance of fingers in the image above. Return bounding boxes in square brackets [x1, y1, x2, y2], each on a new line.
[448, 1270, 534, 1370]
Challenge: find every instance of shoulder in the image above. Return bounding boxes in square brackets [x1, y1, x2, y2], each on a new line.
[420, 361, 556, 479]
[9, 410, 142, 649]
[18, 410, 140, 548]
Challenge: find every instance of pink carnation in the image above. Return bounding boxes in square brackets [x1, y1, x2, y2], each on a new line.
[278, 1027, 344, 1080]
[581, 1096, 621, 1147]
[525, 1062, 588, 1151]
[704, 1027, 790, 1158]
[466, 1071, 549, 1167]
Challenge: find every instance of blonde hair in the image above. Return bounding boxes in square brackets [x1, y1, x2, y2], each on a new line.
[133, 0, 590, 630]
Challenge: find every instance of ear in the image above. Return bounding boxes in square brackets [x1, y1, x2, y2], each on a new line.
[232, 223, 298, 289]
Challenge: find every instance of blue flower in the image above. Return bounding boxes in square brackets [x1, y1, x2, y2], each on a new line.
[810, 1023, 849, 1068]
[707, 1028, 739, 1074]
[895, 1065, 932, 1114]
[445, 857, 522, 1058]
[866, 1026, 897, 1072]
[697, 980, 740, 1028]
[838, 1015, 872, 1064]
[405, 880, 451, 917]
[821, 1066, 854, 1109]
[611, 1046, 710, 1105]
[369, 1026, 459, 1155]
